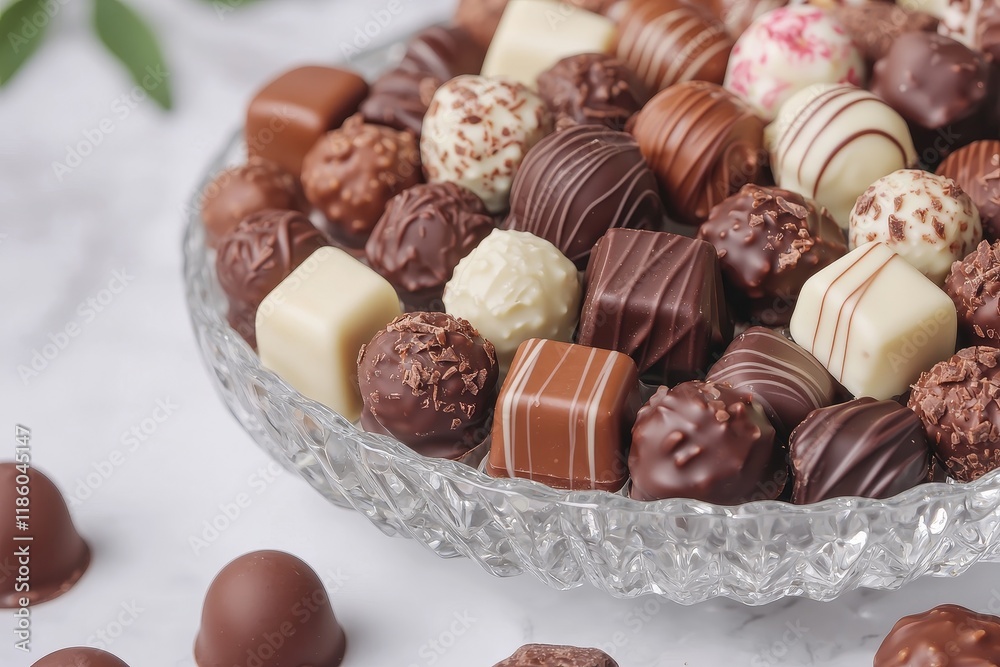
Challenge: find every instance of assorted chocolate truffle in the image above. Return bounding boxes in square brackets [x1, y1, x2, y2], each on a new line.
[629, 381, 783, 504]
[578, 229, 731, 384]
[536, 53, 647, 131]
[199, 157, 307, 249]
[830, 2, 939, 64]
[937, 140, 1000, 242]
[301, 115, 421, 251]
[365, 182, 495, 310]
[454, 0, 618, 50]
[507, 125, 663, 268]
[707, 0, 787, 38]
[487, 338, 640, 492]
[631, 80, 766, 226]
[909, 346, 1000, 482]
[698, 184, 848, 325]
[494, 645, 619, 667]
[946, 240, 1000, 347]
[874, 604, 1000, 667]
[195, 550, 346, 667]
[0, 463, 89, 607]
[215, 209, 329, 349]
[358, 312, 499, 460]
[789, 398, 932, 504]
[849, 169, 982, 285]
[707, 326, 837, 438]
[31, 648, 130, 667]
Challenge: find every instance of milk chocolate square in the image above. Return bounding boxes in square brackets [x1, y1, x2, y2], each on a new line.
[246, 66, 368, 176]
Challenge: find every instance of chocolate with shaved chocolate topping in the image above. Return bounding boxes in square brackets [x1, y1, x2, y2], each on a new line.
[946, 240, 1000, 347]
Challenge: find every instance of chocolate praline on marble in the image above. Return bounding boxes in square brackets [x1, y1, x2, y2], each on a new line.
[938, 140, 1000, 242]
[494, 645, 619, 667]
[366, 183, 495, 310]
[909, 347, 1000, 482]
[536, 53, 647, 131]
[874, 604, 1000, 667]
[215, 209, 329, 349]
[790, 398, 931, 504]
[358, 312, 499, 460]
[947, 240, 1000, 347]
[507, 125, 663, 268]
[31, 648, 130, 667]
[200, 157, 308, 249]
[629, 381, 783, 505]
[698, 184, 847, 325]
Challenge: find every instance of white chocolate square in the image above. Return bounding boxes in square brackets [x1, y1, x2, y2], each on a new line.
[481, 0, 617, 88]
[255, 246, 402, 421]
[790, 242, 957, 400]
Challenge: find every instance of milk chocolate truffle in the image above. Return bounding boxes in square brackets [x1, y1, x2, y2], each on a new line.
[31, 648, 130, 667]
[399, 25, 486, 83]
[698, 184, 848, 325]
[790, 398, 931, 504]
[195, 550, 346, 667]
[358, 313, 499, 460]
[947, 241, 1000, 347]
[874, 604, 1000, 667]
[909, 346, 1000, 482]
[200, 157, 308, 249]
[631, 81, 766, 226]
[301, 115, 421, 251]
[366, 183, 494, 310]
[707, 327, 837, 438]
[215, 210, 329, 349]
[615, 0, 734, 93]
[494, 645, 619, 667]
[0, 463, 89, 607]
[507, 125, 663, 268]
[937, 140, 1000, 242]
[707, 0, 788, 38]
[454, 0, 618, 50]
[628, 381, 783, 504]
[421, 75, 552, 214]
[536, 53, 647, 131]
[830, 3, 939, 64]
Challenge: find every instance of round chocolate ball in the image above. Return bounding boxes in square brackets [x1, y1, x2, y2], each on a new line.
[830, 2, 938, 64]
[358, 312, 499, 460]
[365, 183, 495, 310]
[909, 346, 1000, 482]
[195, 550, 346, 667]
[628, 381, 783, 505]
[31, 648, 130, 667]
[946, 240, 1000, 347]
[536, 53, 647, 131]
[938, 140, 1000, 242]
[699, 184, 847, 325]
[874, 604, 1000, 667]
[215, 209, 329, 349]
[200, 157, 308, 248]
[507, 125, 664, 268]
[301, 115, 421, 250]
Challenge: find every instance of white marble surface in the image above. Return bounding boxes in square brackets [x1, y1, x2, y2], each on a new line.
[2, 1, 1000, 666]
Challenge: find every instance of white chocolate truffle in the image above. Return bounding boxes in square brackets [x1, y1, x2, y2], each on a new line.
[481, 0, 616, 88]
[724, 5, 865, 120]
[850, 170, 982, 285]
[766, 83, 917, 229]
[790, 242, 957, 400]
[421, 75, 553, 214]
[443, 229, 581, 368]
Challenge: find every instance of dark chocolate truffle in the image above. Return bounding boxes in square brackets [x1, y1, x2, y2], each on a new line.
[31, 648, 130, 667]
[874, 604, 1000, 667]
[946, 240, 1000, 347]
[628, 381, 783, 505]
[358, 312, 499, 460]
[507, 125, 663, 268]
[301, 115, 421, 251]
[631, 80, 766, 226]
[830, 3, 938, 64]
[789, 398, 931, 504]
[215, 209, 329, 349]
[494, 645, 619, 667]
[536, 53, 647, 131]
[707, 326, 837, 438]
[200, 157, 308, 249]
[194, 550, 346, 667]
[909, 346, 1000, 482]
[398, 25, 485, 83]
[697, 184, 848, 326]
[937, 140, 1000, 242]
[0, 463, 89, 607]
[366, 183, 495, 310]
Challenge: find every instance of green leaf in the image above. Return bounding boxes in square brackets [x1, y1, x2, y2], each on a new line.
[92, 0, 172, 109]
[0, 0, 52, 86]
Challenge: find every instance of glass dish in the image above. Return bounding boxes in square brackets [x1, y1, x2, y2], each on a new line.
[182, 36, 1000, 606]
